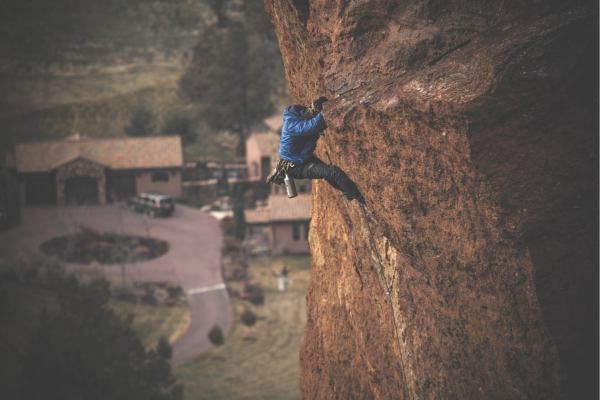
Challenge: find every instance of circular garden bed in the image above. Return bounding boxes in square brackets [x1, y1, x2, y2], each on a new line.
[40, 233, 169, 264]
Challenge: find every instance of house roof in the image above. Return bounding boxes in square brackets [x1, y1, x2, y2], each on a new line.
[246, 193, 311, 224]
[15, 136, 183, 173]
[264, 114, 284, 133]
[247, 131, 280, 158]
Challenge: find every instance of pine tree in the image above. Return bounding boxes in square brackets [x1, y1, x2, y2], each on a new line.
[161, 110, 197, 146]
[179, 13, 276, 138]
[157, 336, 173, 360]
[233, 185, 246, 241]
[18, 278, 183, 400]
[125, 105, 155, 137]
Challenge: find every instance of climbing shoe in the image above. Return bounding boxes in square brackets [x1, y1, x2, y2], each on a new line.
[355, 193, 365, 205]
[266, 167, 283, 185]
[340, 192, 353, 201]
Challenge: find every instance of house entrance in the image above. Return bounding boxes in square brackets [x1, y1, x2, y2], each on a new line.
[65, 177, 98, 205]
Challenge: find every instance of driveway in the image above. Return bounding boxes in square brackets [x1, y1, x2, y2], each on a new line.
[0, 204, 232, 362]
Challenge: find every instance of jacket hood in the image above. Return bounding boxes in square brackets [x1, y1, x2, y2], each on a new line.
[283, 105, 307, 122]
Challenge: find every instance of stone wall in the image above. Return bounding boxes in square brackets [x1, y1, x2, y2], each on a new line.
[56, 158, 106, 206]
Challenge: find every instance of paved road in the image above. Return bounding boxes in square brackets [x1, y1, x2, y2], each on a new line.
[0, 204, 232, 362]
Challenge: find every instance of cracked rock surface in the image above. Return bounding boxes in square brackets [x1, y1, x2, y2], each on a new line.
[265, 0, 598, 398]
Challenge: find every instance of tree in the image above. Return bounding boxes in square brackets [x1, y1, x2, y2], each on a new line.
[180, 21, 274, 139]
[157, 336, 173, 360]
[125, 105, 155, 137]
[161, 110, 197, 146]
[233, 185, 246, 241]
[18, 277, 183, 400]
[205, 0, 229, 28]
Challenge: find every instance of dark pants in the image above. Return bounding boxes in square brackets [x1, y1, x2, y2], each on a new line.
[288, 156, 363, 202]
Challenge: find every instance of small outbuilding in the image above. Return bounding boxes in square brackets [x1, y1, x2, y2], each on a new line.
[245, 131, 280, 182]
[15, 134, 183, 206]
[245, 193, 311, 255]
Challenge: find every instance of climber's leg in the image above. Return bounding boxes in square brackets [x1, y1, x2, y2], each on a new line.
[289, 156, 364, 204]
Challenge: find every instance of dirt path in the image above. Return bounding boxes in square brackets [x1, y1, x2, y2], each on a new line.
[0, 204, 232, 362]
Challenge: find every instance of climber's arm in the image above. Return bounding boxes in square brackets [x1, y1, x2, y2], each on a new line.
[288, 113, 327, 137]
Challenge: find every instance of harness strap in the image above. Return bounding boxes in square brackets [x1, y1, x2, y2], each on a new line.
[267, 159, 295, 185]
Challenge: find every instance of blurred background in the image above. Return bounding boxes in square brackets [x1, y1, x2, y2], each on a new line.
[0, 0, 292, 162]
[0, 1, 310, 399]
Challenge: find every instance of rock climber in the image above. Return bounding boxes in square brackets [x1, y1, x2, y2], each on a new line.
[267, 97, 365, 204]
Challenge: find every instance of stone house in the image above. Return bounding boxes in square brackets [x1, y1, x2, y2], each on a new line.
[245, 193, 311, 255]
[15, 134, 183, 206]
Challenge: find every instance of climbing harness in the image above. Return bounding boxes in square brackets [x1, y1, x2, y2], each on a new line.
[266, 159, 294, 186]
[266, 159, 298, 198]
[359, 203, 414, 400]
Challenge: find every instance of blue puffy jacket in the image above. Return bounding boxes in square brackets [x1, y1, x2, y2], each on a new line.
[279, 105, 328, 165]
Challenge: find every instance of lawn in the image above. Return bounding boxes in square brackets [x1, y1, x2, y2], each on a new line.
[0, 64, 192, 154]
[0, 62, 244, 164]
[173, 255, 311, 400]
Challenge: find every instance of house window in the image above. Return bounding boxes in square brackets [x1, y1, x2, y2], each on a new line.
[292, 223, 300, 241]
[151, 171, 169, 182]
[298, 185, 306, 193]
[304, 222, 309, 241]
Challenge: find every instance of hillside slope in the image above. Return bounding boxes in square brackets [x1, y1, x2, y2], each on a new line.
[265, 0, 598, 399]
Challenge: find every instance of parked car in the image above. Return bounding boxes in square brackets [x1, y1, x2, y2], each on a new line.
[127, 192, 175, 217]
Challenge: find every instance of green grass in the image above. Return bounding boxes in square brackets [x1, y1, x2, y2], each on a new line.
[0, 54, 292, 166]
[173, 255, 311, 400]
[0, 0, 210, 68]
[0, 64, 191, 152]
[0, 280, 190, 399]
[0, 64, 184, 116]
[0, 62, 246, 164]
[110, 298, 191, 350]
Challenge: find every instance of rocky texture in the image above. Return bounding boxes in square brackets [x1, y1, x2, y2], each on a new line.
[265, 0, 598, 399]
[56, 158, 107, 205]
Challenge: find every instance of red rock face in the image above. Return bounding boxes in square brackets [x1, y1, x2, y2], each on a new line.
[265, 1, 598, 399]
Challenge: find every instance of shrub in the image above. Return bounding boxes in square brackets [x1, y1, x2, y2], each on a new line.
[157, 336, 173, 360]
[246, 283, 265, 306]
[18, 278, 183, 400]
[219, 217, 234, 236]
[125, 105, 155, 137]
[241, 308, 257, 327]
[208, 325, 224, 346]
[141, 291, 157, 306]
[161, 110, 197, 146]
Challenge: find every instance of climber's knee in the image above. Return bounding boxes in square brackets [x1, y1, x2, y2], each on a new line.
[327, 165, 343, 180]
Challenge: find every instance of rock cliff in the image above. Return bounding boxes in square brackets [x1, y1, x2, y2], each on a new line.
[265, 1, 598, 399]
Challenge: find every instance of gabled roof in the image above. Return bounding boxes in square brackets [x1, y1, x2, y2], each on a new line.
[246, 193, 311, 224]
[264, 114, 284, 133]
[247, 131, 280, 158]
[15, 136, 183, 173]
